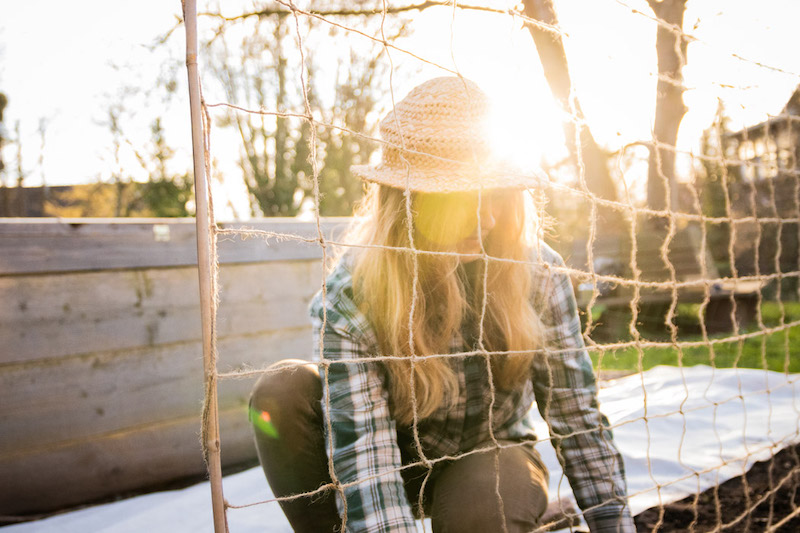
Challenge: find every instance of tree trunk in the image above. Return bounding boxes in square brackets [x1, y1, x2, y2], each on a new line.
[521, 0, 618, 203]
[646, 0, 688, 212]
[273, 21, 292, 215]
[0, 93, 7, 177]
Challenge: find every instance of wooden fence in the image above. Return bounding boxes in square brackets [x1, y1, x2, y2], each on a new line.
[0, 218, 346, 517]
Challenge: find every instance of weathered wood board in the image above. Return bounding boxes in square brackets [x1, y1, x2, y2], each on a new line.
[0, 328, 311, 456]
[0, 218, 348, 274]
[0, 219, 340, 517]
[1, 405, 256, 515]
[0, 260, 320, 365]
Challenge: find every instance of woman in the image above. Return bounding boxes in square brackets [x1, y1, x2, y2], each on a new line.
[250, 77, 635, 533]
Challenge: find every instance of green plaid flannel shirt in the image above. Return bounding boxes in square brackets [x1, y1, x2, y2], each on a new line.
[310, 243, 634, 533]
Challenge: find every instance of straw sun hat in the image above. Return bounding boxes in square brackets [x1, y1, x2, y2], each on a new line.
[350, 76, 545, 193]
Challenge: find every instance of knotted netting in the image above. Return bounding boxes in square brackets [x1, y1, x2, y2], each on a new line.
[181, 1, 800, 531]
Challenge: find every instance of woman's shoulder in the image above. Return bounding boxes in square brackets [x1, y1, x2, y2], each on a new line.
[529, 239, 567, 271]
[528, 240, 575, 313]
[308, 252, 376, 346]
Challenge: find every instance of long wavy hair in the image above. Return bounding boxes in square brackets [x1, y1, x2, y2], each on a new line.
[342, 183, 545, 426]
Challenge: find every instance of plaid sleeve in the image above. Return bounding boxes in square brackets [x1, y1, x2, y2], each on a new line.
[530, 245, 636, 533]
[310, 272, 417, 533]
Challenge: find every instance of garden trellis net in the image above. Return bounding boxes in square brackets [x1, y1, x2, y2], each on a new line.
[182, 1, 800, 531]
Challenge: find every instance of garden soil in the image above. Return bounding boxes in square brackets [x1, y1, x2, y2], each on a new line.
[634, 442, 800, 532]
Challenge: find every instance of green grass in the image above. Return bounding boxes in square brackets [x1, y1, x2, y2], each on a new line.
[591, 302, 800, 373]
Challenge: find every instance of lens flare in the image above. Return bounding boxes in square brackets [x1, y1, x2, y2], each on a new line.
[248, 406, 279, 438]
[413, 191, 480, 246]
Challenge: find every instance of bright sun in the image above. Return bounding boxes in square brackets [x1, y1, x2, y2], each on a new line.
[487, 90, 567, 173]
[403, 5, 570, 175]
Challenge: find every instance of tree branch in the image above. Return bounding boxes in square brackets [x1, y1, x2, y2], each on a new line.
[199, 2, 506, 22]
[197, 1, 562, 36]
[158, 1, 565, 49]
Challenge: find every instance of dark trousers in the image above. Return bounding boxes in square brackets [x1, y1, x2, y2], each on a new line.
[249, 360, 549, 533]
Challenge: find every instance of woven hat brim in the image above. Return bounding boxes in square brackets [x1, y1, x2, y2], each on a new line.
[351, 163, 546, 193]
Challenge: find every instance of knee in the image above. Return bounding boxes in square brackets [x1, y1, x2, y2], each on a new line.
[434, 493, 507, 533]
[249, 359, 321, 412]
[431, 445, 548, 533]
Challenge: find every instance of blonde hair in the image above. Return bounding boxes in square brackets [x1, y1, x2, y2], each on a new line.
[343, 184, 544, 426]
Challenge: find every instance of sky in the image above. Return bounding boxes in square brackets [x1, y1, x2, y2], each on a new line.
[1, 0, 800, 218]
[0, 0, 188, 185]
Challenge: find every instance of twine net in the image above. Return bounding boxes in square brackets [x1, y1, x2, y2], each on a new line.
[185, 1, 800, 531]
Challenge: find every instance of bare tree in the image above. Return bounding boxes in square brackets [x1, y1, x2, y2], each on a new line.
[0, 93, 7, 178]
[521, 0, 619, 204]
[645, 0, 688, 212]
[210, 17, 302, 216]
[316, 48, 388, 215]
[203, 8, 398, 217]
[105, 104, 127, 217]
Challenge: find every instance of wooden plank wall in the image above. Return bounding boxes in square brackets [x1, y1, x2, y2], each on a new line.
[0, 218, 348, 516]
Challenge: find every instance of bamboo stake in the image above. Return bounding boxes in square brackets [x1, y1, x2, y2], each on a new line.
[183, 1, 227, 531]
